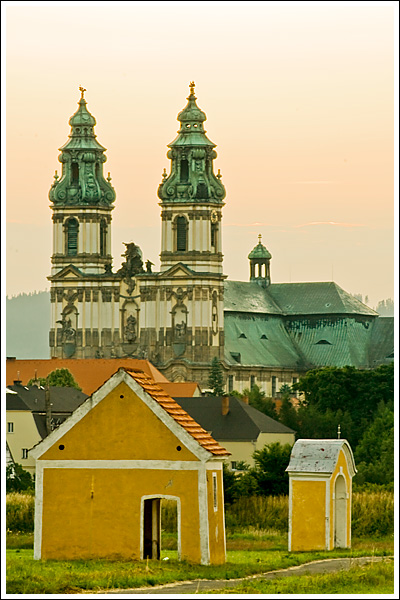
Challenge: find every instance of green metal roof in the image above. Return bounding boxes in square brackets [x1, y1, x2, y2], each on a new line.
[268, 282, 377, 316]
[224, 313, 303, 368]
[225, 281, 282, 314]
[368, 317, 395, 367]
[248, 238, 272, 260]
[286, 316, 373, 368]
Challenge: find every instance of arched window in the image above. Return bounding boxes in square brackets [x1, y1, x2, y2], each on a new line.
[100, 220, 107, 256]
[66, 218, 79, 256]
[176, 216, 187, 252]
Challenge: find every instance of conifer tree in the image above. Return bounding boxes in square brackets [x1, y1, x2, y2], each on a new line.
[208, 357, 225, 396]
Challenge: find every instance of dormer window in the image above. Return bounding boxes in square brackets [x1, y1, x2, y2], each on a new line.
[261, 334, 268, 340]
[315, 340, 332, 345]
[239, 333, 247, 339]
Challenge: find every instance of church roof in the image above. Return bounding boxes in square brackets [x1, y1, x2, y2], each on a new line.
[268, 282, 377, 316]
[368, 317, 395, 366]
[224, 281, 377, 317]
[224, 313, 303, 368]
[224, 281, 282, 314]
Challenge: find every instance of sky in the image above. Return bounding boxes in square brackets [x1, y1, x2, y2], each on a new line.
[3, 1, 398, 309]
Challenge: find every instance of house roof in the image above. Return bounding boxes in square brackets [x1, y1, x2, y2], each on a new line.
[161, 382, 201, 397]
[6, 384, 88, 413]
[174, 396, 295, 441]
[6, 358, 169, 395]
[30, 368, 230, 460]
[286, 439, 357, 476]
[124, 369, 230, 456]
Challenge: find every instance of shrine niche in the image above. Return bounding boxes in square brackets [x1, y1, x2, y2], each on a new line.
[172, 302, 188, 357]
[121, 302, 139, 356]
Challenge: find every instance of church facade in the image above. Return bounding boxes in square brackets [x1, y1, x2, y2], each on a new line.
[48, 85, 394, 393]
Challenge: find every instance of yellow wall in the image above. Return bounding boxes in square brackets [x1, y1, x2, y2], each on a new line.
[329, 449, 352, 549]
[37, 380, 227, 564]
[290, 479, 327, 551]
[6, 410, 40, 474]
[41, 467, 202, 561]
[206, 468, 226, 565]
[41, 382, 198, 461]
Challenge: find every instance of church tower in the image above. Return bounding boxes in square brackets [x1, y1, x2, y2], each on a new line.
[48, 88, 120, 358]
[248, 235, 272, 287]
[137, 83, 227, 382]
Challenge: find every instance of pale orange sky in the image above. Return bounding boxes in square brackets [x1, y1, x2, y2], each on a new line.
[4, 1, 397, 308]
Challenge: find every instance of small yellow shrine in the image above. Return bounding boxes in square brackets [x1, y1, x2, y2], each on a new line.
[30, 368, 230, 564]
[286, 438, 356, 551]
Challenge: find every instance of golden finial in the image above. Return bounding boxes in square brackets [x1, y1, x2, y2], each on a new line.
[337, 424, 341, 439]
[79, 86, 86, 98]
[258, 234, 262, 244]
[189, 81, 195, 95]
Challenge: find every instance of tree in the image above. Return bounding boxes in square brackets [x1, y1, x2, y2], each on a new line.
[354, 402, 394, 486]
[293, 363, 394, 448]
[27, 368, 81, 390]
[278, 384, 298, 431]
[242, 384, 278, 420]
[6, 463, 34, 493]
[207, 357, 225, 396]
[251, 442, 293, 496]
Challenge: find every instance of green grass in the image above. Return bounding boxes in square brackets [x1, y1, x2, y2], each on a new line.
[206, 559, 395, 594]
[6, 534, 394, 595]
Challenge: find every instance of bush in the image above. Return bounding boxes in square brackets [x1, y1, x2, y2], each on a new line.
[6, 464, 34, 493]
[352, 490, 394, 537]
[225, 495, 288, 532]
[6, 493, 35, 532]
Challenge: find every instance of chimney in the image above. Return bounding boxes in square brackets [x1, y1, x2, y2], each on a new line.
[31, 370, 40, 388]
[14, 370, 22, 386]
[222, 396, 230, 416]
[45, 384, 52, 436]
[242, 395, 249, 405]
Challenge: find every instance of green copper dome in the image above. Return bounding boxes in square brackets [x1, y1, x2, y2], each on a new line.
[49, 88, 115, 206]
[248, 236, 272, 259]
[158, 82, 226, 203]
[168, 82, 216, 148]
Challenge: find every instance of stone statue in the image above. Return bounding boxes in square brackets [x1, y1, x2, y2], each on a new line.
[125, 314, 137, 343]
[117, 242, 145, 277]
[146, 260, 154, 273]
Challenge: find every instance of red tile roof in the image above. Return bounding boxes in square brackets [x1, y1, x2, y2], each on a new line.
[6, 358, 168, 395]
[124, 368, 230, 457]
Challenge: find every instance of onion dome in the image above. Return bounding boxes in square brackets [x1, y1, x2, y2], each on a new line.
[248, 235, 272, 260]
[49, 87, 115, 206]
[169, 81, 215, 148]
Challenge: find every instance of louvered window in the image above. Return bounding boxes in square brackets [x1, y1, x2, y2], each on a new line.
[67, 218, 79, 256]
[176, 216, 187, 251]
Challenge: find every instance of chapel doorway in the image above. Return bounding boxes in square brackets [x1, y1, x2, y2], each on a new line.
[143, 498, 161, 559]
[334, 474, 347, 548]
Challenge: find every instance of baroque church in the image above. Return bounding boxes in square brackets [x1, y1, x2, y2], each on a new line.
[48, 84, 394, 393]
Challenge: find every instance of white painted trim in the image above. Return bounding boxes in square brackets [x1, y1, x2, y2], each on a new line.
[289, 474, 330, 481]
[38, 460, 204, 470]
[288, 476, 292, 551]
[140, 495, 182, 560]
[198, 464, 210, 565]
[33, 462, 43, 560]
[333, 471, 348, 548]
[30, 369, 214, 462]
[325, 478, 330, 550]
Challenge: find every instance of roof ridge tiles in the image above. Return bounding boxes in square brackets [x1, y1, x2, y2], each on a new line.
[124, 369, 230, 457]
